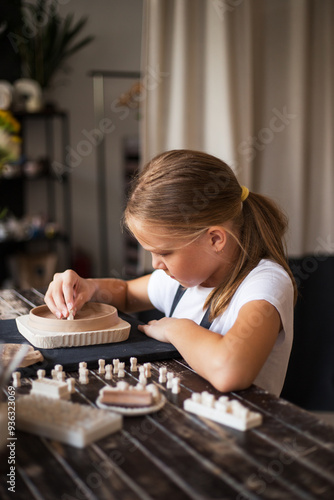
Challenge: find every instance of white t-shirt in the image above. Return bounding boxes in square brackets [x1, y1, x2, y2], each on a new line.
[147, 259, 294, 396]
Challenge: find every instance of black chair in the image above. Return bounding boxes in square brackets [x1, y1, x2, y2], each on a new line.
[282, 256, 334, 411]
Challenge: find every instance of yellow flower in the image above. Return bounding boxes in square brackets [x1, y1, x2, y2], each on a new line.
[0, 111, 21, 134]
[0, 112, 22, 169]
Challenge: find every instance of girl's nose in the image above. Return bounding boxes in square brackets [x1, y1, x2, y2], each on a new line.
[151, 254, 167, 270]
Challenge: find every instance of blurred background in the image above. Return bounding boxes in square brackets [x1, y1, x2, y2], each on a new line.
[0, 0, 333, 411]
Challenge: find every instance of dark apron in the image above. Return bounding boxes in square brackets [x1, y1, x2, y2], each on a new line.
[169, 284, 213, 329]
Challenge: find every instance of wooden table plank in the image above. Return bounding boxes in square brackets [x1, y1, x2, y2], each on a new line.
[15, 433, 96, 500]
[94, 434, 197, 500]
[0, 290, 31, 319]
[44, 439, 154, 500]
[14, 289, 45, 308]
[236, 387, 334, 446]
[0, 466, 38, 500]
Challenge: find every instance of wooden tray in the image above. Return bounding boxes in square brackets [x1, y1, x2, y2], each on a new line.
[15, 303, 131, 349]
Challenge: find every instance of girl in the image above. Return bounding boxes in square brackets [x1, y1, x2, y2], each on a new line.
[45, 150, 297, 396]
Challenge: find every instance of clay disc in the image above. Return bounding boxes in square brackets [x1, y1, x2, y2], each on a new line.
[1, 344, 44, 367]
[29, 303, 119, 333]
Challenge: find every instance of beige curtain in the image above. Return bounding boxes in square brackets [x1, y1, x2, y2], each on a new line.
[140, 0, 334, 261]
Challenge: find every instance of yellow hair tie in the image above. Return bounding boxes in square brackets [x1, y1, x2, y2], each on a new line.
[240, 185, 249, 202]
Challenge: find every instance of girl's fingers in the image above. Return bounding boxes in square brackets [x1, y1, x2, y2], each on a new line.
[62, 283, 77, 316]
[138, 324, 148, 333]
[46, 284, 66, 318]
[44, 292, 59, 318]
[45, 270, 94, 319]
[45, 270, 78, 318]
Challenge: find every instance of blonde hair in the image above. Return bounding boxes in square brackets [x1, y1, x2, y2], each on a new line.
[124, 149, 297, 319]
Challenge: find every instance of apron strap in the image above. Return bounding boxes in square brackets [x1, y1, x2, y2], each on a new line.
[169, 284, 213, 329]
[199, 307, 212, 329]
[169, 284, 186, 317]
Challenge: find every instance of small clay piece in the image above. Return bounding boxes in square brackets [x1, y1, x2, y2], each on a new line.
[12, 371, 21, 388]
[130, 357, 137, 372]
[67, 310, 74, 321]
[171, 377, 181, 394]
[98, 359, 106, 374]
[118, 362, 125, 378]
[67, 378, 75, 394]
[159, 366, 167, 383]
[1, 344, 44, 368]
[99, 388, 153, 407]
[144, 363, 151, 378]
[105, 364, 113, 380]
[37, 369, 45, 379]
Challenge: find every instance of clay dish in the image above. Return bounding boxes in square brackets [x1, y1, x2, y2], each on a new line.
[29, 303, 119, 333]
[1, 344, 44, 367]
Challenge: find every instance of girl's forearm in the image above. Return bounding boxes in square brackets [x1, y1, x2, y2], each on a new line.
[88, 274, 152, 313]
[164, 320, 247, 392]
[88, 278, 128, 311]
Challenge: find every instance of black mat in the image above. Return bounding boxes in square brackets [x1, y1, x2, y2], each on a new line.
[0, 313, 181, 377]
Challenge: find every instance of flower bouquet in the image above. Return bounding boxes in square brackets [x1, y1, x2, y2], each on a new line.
[0, 111, 21, 172]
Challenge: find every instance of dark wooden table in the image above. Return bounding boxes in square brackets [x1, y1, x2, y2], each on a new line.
[1, 288, 334, 500]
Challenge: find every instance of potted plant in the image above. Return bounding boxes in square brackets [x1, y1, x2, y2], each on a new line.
[13, 0, 94, 90]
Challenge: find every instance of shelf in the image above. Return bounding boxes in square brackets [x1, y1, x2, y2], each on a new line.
[0, 232, 68, 245]
[14, 109, 68, 119]
[0, 110, 72, 286]
[0, 169, 68, 182]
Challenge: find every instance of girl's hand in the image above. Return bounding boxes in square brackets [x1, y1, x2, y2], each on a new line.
[44, 269, 96, 319]
[138, 318, 174, 343]
[138, 317, 193, 343]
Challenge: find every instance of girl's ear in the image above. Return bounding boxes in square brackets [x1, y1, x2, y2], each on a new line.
[208, 227, 228, 252]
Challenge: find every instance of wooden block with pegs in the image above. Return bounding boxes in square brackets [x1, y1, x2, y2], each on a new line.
[30, 377, 70, 400]
[16, 394, 122, 448]
[183, 392, 263, 431]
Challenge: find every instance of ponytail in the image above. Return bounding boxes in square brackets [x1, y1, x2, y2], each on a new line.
[205, 192, 297, 319]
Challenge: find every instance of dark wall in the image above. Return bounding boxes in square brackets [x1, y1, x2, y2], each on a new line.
[0, 0, 22, 82]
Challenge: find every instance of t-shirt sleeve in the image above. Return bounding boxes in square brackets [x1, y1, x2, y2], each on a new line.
[230, 263, 294, 340]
